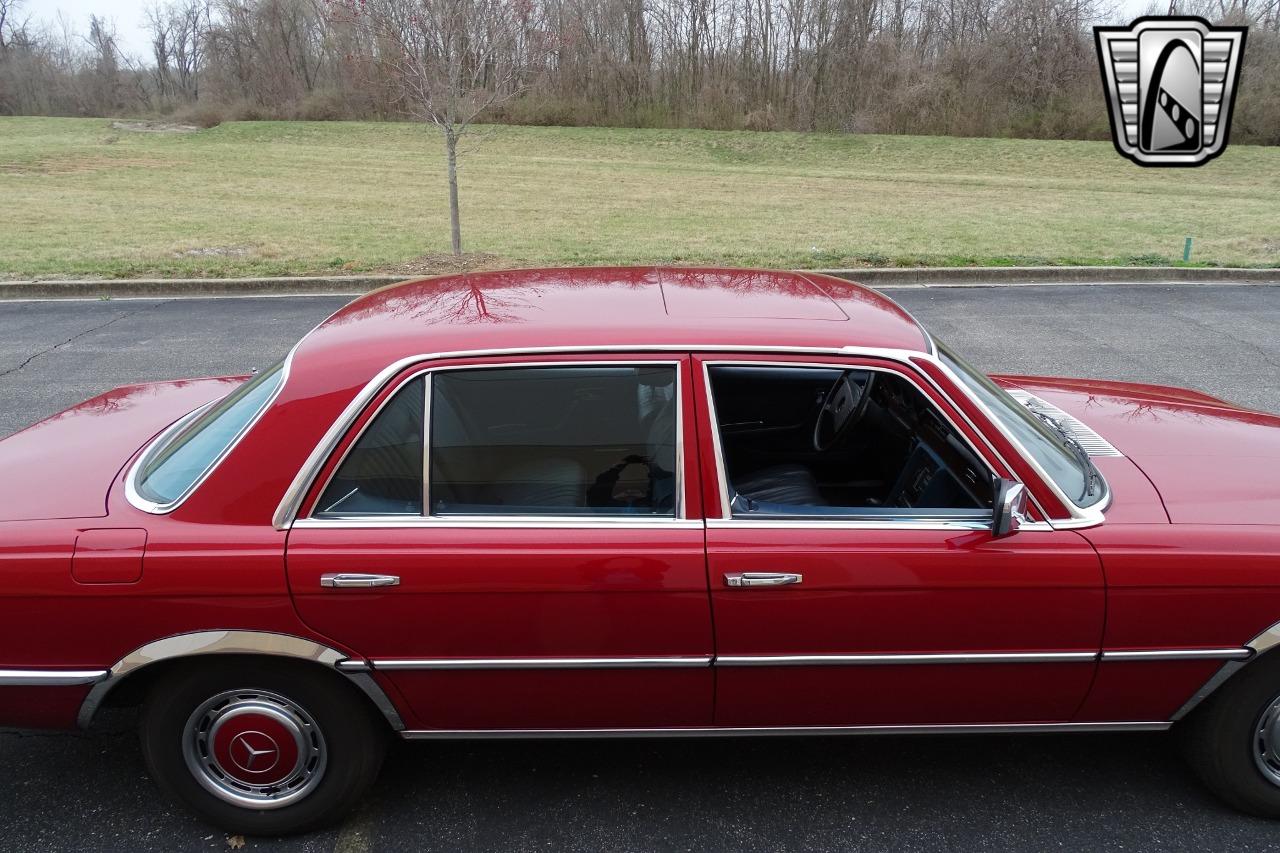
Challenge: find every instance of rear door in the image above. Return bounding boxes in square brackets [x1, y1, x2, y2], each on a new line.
[695, 353, 1105, 727]
[286, 355, 712, 732]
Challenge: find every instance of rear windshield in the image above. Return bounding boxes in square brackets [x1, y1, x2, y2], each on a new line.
[134, 362, 284, 506]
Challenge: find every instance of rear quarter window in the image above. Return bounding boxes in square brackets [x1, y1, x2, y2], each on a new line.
[134, 362, 284, 506]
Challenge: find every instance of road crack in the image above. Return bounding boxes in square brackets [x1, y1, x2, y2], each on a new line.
[0, 300, 174, 380]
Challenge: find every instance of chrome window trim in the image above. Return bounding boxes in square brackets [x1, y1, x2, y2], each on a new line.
[706, 519, 993, 532]
[124, 352, 294, 515]
[400, 721, 1172, 740]
[700, 358, 1012, 525]
[716, 652, 1098, 667]
[308, 371, 428, 519]
[270, 344, 1100, 531]
[75, 630, 404, 731]
[293, 517, 704, 530]
[299, 359, 688, 527]
[0, 669, 108, 687]
[372, 656, 712, 670]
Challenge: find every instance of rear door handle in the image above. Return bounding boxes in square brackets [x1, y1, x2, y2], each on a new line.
[320, 573, 401, 588]
[724, 572, 803, 588]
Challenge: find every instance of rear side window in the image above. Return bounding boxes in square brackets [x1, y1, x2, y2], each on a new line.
[430, 366, 677, 517]
[135, 362, 284, 506]
[314, 377, 425, 516]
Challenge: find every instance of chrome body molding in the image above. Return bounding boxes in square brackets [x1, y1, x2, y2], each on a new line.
[372, 656, 713, 671]
[75, 630, 403, 731]
[269, 343, 1105, 531]
[1101, 649, 1252, 662]
[716, 652, 1098, 667]
[400, 721, 1172, 740]
[0, 669, 108, 687]
[360, 649, 1259, 672]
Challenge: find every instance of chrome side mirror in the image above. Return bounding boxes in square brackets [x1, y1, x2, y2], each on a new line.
[993, 478, 1027, 538]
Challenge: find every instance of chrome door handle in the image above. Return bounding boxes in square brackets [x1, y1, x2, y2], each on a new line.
[320, 573, 401, 588]
[724, 572, 803, 588]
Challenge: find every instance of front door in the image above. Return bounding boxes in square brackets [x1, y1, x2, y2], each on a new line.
[286, 356, 712, 731]
[695, 354, 1105, 727]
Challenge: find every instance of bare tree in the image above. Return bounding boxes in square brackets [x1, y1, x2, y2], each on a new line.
[351, 0, 541, 256]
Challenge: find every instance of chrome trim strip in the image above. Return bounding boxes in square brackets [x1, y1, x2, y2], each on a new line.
[0, 669, 108, 687]
[372, 656, 713, 671]
[302, 359, 686, 525]
[1101, 649, 1252, 662]
[125, 351, 294, 515]
[271, 343, 1094, 531]
[292, 517, 704, 530]
[716, 652, 1098, 666]
[706, 518, 992, 532]
[76, 630, 404, 731]
[400, 721, 1172, 740]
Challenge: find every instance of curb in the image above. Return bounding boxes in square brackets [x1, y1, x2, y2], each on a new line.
[1, 267, 1277, 300]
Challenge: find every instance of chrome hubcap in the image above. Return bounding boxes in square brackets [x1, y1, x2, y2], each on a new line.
[183, 689, 326, 809]
[1255, 694, 1280, 787]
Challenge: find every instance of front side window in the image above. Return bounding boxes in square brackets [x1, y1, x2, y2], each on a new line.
[314, 377, 425, 517]
[708, 364, 993, 519]
[135, 361, 284, 506]
[430, 366, 678, 517]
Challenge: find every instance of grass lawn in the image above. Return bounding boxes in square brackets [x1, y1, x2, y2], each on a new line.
[0, 116, 1277, 278]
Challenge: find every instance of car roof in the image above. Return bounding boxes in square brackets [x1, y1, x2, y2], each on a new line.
[289, 267, 931, 390]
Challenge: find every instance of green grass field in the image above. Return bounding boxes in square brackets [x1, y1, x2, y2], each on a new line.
[1, 116, 1277, 278]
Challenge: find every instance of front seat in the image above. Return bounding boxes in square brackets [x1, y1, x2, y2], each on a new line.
[733, 464, 827, 507]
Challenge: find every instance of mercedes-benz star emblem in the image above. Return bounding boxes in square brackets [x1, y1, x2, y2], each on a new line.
[229, 731, 280, 774]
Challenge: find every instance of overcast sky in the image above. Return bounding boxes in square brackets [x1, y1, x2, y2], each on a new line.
[42, 0, 1159, 64]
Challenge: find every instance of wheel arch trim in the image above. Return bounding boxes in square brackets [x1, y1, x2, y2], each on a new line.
[1172, 621, 1280, 721]
[76, 630, 405, 731]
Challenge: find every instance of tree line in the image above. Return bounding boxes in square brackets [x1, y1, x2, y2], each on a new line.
[1, 0, 1277, 143]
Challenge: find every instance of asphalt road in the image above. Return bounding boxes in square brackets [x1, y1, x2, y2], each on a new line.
[2, 283, 1280, 852]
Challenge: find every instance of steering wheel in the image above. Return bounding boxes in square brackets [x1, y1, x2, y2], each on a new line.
[812, 371, 874, 452]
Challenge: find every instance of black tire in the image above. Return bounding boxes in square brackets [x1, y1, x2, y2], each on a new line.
[139, 657, 387, 835]
[1180, 652, 1280, 817]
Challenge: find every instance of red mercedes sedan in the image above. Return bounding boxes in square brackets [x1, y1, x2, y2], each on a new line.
[2, 267, 1279, 834]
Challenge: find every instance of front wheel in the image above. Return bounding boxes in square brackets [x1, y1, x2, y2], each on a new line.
[1180, 653, 1280, 818]
[139, 658, 387, 835]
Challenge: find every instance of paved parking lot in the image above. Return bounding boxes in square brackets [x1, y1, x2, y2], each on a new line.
[1, 283, 1279, 852]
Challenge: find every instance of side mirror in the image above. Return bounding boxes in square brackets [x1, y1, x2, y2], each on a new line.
[993, 478, 1027, 538]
